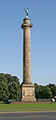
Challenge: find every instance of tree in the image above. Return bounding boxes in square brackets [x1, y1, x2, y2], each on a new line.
[4, 74, 20, 99]
[12, 76, 20, 84]
[0, 81, 9, 102]
[0, 73, 20, 102]
[4, 74, 13, 84]
[0, 73, 9, 102]
[38, 86, 52, 99]
[48, 84, 56, 97]
[34, 83, 40, 99]
[0, 73, 7, 83]
[34, 83, 52, 99]
[8, 82, 20, 99]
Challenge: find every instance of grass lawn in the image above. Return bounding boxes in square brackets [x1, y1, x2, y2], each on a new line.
[0, 103, 56, 112]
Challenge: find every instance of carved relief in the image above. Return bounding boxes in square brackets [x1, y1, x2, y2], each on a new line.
[23, 87, 35, 96]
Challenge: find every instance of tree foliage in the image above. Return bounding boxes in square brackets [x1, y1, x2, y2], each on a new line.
[34, 83, 52, 99]
[0, 73, 20, 102]
[8, 82, 20, 99]
[48, 84, 56, 98]
[0, 73, 9, 102]
[0, 81, 9, 102]
[0, 73, 56, 102]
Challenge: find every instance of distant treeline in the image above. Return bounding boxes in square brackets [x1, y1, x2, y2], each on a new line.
[0, 73, 56, 103]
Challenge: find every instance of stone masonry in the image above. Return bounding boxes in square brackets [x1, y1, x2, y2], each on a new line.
[21, 18, 36, 101]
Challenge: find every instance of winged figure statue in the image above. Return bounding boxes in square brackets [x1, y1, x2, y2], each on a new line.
[24, 8, 29, 18]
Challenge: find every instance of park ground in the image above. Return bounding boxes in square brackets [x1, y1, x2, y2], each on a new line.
[0, 102, 56, 113]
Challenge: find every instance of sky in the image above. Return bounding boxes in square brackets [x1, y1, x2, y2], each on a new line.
[0, 0, 56, 85]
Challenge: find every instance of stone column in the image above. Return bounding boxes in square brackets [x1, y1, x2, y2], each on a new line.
[21, 18, 36, 101]
[21, 18, 32, 84]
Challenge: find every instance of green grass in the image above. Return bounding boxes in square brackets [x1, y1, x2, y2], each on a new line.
[0, 103, 56, 112]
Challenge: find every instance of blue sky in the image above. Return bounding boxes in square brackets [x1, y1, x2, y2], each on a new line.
[0, 0, 56, 85]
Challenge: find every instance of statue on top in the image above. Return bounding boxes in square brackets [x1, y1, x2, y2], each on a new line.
[24, 8, 29, 18]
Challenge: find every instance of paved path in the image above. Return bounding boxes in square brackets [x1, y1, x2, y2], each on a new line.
[0, 112, 56, 120]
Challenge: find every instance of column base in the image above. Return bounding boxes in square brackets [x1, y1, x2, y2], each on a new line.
[21, 83, 36, 102]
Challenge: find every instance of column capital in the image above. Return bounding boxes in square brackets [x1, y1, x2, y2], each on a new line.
[21, 18, 32, 28]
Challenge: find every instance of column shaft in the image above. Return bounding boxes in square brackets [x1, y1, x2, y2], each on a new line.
[23, 27, 31, 83]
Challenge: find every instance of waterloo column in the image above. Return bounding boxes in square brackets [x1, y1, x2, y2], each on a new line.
[21, 8, 36, 101]
[22, 18, 32, 84]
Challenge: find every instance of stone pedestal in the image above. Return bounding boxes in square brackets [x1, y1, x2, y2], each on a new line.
[21, 17, 36, 101]
[21, 83, 36, 101]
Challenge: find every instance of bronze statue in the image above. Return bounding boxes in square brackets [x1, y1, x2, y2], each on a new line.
[24, 8, 29, 18]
